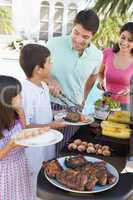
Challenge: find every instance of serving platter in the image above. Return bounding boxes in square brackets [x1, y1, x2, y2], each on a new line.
[45, 156, 119, 193]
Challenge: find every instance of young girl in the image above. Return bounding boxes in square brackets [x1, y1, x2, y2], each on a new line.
[0, 75, 34, 200]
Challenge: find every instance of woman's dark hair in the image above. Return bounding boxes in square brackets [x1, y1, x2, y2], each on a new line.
[19, 43, 50, 78]
[0, 75, 22, 138]
[74, 9, 99, 34]
[113, 22, 133, 54]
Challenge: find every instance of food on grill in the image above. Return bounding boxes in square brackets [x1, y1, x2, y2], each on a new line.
[102, 145, 110, 151]
[101, 121, 129, 129]
[82, 141, 88, 147]
[64, 111, 80, 122]
[86, 146, 96, 154]
[102, 149, 111, 156]
[87, 142, 94, 147]
[73, 139, 82, 145]
[68, 143, 77, 150]
[67, 139, 111, 156]
[101, 120, 132, 139]
[44, 156, 117, 191]
[108, 111, 130, 124]
[96, 148, 103, 155]
[65, 155, 88, 168]
[77, 145, 86, 152]
[43, 159, 62, 178]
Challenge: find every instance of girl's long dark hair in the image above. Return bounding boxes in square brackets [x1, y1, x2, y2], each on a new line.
[0, 76, 22, 139]
[113, 22, 133, 55]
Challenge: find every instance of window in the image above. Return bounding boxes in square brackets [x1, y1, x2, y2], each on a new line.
[39, 1, 49, 41]
[67, 3, 77, 34]
[53, 2, 63, 37]
[0, 0, 12, 34]
[0, 0, 12, 3]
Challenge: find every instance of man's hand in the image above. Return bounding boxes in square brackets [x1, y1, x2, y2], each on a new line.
[47, 79, 62, 97]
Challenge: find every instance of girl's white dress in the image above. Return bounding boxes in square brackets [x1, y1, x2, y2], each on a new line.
[0, 121, 34, 200]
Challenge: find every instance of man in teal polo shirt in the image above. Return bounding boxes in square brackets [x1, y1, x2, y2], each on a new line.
[46, 9, 103, 154]
[47, 9, 102, 107]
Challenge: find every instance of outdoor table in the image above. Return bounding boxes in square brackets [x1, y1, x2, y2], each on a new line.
[37, 122, 133, 200]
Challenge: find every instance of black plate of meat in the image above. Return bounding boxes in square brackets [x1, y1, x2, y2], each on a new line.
[44, 155, 119, 193]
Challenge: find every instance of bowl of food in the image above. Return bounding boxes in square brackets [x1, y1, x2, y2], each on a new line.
[94, 97, 121, 120]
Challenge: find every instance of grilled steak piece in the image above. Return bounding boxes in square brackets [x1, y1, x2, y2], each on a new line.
[107, 172, 117, 184]
[65, 155, 88, 168]
[82, 161, 108, 185]
[85, 175, 98, 191]
[56, 169, 88, 191]
[43, 160, 62, 178]
[93, 162, 108, 185]
[64, 112, 80, 122]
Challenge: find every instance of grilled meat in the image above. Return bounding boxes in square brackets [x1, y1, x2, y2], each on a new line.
[93, 162, 108, 185]
[107, 172, 117, 184]
[85, 175, 98, 191]
[65, 155, 88, 168]
[82, 161, 107, 185]
[64, 112, 80, 122]
[44, 157, 117, 192]
[43, 159, 62, 178]
[56, 169, 88, 191]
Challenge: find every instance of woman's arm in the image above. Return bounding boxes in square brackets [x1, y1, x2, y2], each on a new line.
[98, 63, 105, 90]
[43, 76, 62, 97]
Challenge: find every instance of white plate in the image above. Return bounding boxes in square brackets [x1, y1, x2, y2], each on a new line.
[93, 112, 110, 120]
[11, 128, 63, 147]
[54, 112, 94, 126]
[64, 115, 94, 126]
[45, 156, 119, 193]
[54, 111, 67, 121]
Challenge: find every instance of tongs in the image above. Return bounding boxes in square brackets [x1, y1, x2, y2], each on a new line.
[97, 83, 126, 97]
[103, 91, 124, 97]
[57, 92, 84, 113]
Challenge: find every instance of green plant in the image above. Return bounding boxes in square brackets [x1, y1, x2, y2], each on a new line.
[8, 38, 24, 50]
[0, 6, 14, 34]
[92, 0, 133, 17]
[93, 14, 129, 49]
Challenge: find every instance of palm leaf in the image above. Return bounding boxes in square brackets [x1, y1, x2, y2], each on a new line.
[0, 7, 14, 33]
[92, 0, 133, 17]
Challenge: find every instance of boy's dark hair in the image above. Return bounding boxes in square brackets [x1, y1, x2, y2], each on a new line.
[0, 75, 22, 138]
[19, 43, 50, 77]
[74, 9, 99, 34]
[113, 22, 133, 55]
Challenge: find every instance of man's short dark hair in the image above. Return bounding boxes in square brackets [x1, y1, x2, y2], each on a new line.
[74, 9, 99, 34]
[19, 43, 50, 78]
